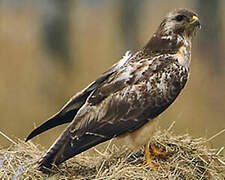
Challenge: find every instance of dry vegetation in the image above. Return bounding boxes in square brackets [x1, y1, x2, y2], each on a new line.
[0, 1, 225, 149]
[1, 126, 225, 180]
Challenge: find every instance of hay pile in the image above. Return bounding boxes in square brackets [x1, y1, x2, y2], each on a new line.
[0, 128, 225, 179]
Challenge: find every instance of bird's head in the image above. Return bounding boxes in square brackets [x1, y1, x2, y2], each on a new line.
[158, 9, 201, 39]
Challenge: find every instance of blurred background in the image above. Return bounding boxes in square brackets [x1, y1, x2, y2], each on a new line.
[0, 0, 224, 149]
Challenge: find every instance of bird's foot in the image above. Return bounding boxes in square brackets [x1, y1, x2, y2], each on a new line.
[150, 143, 174, 159]
[144, 144, 159, 170]
[144, 143, 174, 170]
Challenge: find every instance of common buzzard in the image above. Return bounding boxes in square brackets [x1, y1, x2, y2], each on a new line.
[26, 9, 200, 171]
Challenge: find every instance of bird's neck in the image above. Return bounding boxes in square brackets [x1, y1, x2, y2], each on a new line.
[175, 35, 192, 69]
[143, 32, 183, 55]
[143, 32, 192, 68]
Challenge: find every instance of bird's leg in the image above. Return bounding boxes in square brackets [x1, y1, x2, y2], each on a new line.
[144, 143, 174, 169]
[144, 144, 158, 169]
[150, 143, 174, 158]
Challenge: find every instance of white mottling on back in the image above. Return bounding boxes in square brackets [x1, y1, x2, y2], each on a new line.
[146, 81, 152, 91]
[161, 36, 172, 40]
[152, 54, 170, 61]
[135, 64, 149, 80]
[110, 51, 134, 83]
[117, 65, 134, 82]
[117, 51, 132, 69]
[157, 72, 167, 93]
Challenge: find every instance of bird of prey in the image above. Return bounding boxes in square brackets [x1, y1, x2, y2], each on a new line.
[26, 9, 200, 171]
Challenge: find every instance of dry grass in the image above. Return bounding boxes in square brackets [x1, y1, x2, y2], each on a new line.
[0, 127, 225, 180]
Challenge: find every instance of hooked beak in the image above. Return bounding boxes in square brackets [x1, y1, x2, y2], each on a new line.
[190, 15, 201, 28]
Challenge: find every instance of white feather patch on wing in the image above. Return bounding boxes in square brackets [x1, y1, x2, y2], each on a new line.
[157, 72, 168, 94]
[116, 51, 133, 69]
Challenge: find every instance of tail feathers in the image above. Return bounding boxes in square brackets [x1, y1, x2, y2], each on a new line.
[37, 128, 71, 171]
[25, 110, 76, 142]
[38, 128, 108, 172]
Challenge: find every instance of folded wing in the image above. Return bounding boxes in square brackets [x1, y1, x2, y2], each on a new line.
[26, 51, 133, 142]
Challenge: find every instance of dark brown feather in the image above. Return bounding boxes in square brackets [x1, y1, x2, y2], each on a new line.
[143, 34, 183, 55]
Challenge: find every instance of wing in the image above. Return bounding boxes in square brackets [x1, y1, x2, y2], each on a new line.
[26, 51, 133, 142]
[38, 55, 188, 170]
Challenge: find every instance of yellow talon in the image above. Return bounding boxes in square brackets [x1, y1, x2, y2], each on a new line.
[150, 143, 174, 158]
[144, 144, 158, 170]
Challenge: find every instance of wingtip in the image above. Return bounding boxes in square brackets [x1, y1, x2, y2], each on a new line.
[25, 135, 31, 142]
[25, 130, 37, 142]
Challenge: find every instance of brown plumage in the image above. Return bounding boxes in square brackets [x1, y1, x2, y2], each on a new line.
[26, 8, 200, 171]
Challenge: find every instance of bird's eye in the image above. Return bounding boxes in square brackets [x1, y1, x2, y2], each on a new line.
[175, 15, 185, 22]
